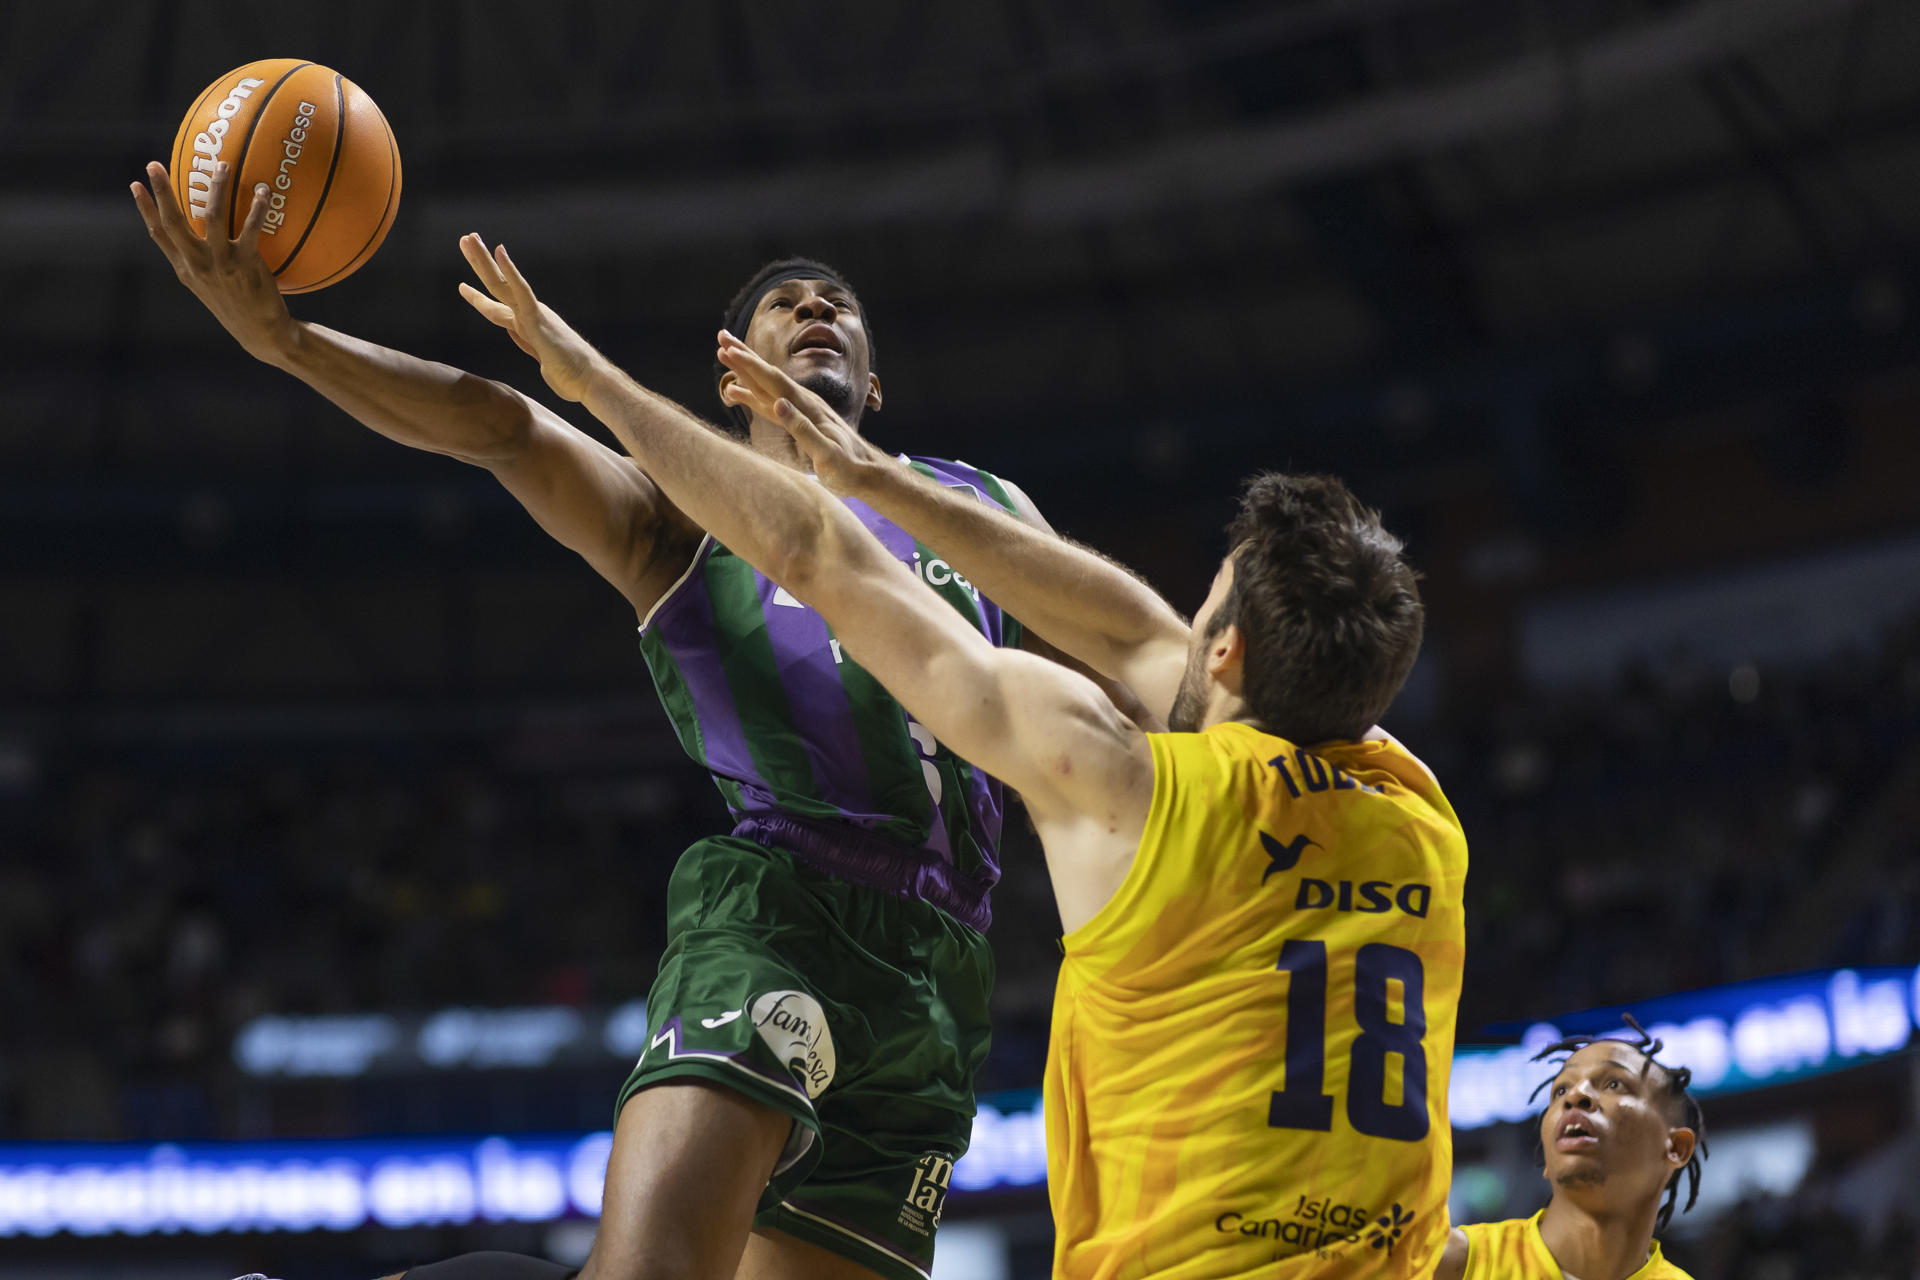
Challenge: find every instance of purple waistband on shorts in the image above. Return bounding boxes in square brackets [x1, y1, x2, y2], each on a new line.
[731, 813, 995, 933]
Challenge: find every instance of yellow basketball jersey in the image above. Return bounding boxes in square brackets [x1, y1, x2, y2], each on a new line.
[1045, 721, 1467, 1280]
[1462, 1211, 1694, 1278]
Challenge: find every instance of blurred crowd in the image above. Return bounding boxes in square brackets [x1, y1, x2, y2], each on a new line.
[1441, 609, 1920, 1031]
[1653, 1199, 1920, 1280]
[3, 614, 1916, 1137]
[0, 749, 687, 1137]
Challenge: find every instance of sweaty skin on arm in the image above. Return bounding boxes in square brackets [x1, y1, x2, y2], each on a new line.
[716, 351, 1192, 722]
[599, 393, 1158, 929]
[130, 160, 697, 616]
[991, 487, 1165, 732]
[460, 243, 1157, 930]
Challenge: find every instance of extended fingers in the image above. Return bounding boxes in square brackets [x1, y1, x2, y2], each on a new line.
[458, 283, 536, 357]
[491, 244, 539, 307]
[141, 163, 185, 233]
[460, 233, 512, 300]
[775, 398, 824, 437]
[715, 331, 795, 394]
[457, 281, 516, 327]
[204, 163, 236, 265]
[717, 331, 830, 414]
[721, 379, 781, 418]
[772, 400, 842, 470]
[141, 162, 210, 254]
[715, 334, 843, 427]
[130, 179, 184, 267]
[235, 182, 272, 255]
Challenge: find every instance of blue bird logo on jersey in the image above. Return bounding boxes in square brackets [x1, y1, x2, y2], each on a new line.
[1260, 832, 1318, 882]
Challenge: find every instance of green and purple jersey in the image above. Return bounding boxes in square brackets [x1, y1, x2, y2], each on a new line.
[638, 457, 1025, 932]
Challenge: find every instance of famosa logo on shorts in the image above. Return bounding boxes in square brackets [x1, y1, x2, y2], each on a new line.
[750, 990, 836, 1100]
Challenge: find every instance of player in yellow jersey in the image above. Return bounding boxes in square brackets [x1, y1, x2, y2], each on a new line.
[457, 252, 1462, 1280]
[1437, 1019, 1706, 1280]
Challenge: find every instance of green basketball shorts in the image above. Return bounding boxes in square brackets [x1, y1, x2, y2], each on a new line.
[615, 835, 994, 1280]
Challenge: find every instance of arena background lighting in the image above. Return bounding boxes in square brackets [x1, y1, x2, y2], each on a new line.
[8, 1, 1920, 1276]
[6, 962, 1912, 1241]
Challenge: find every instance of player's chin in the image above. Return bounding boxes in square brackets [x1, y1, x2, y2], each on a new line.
[793, 369, 859, 418]
[1546, 1153, 1608, 1186]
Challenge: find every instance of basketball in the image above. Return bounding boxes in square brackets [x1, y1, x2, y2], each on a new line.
[168, 59, 401, 293]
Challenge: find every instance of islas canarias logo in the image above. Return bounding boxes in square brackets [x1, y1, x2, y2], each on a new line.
[1215, 1194, 1383, 1255]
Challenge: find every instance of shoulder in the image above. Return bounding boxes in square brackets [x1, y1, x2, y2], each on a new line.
[1319, 733, 1456, 817]
[1645, 1241, 1697, 1280]
[1137, 727, 1282, 841]
[906, 455, 1031, 518]
[634, 528, 718, 633]
[1432, 1225, 1470, 1280]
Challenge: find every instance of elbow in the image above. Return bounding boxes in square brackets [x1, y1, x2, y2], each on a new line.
[766, 508, 833, 598]
[774, 545, 820, 600]
[768, 507, 869, 607]
[464, 377, 537, 464]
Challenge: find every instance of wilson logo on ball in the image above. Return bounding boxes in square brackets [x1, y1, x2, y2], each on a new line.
[184, 77, 264, 220]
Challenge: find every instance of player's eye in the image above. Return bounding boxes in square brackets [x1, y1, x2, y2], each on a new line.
[768, 299, 792, 309]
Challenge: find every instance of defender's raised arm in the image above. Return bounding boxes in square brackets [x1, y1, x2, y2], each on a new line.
[717, 336, 1191, 722]
[460, 241, 1156, 922]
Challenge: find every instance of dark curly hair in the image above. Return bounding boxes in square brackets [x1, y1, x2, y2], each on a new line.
[1528, 1014, 1708, 1233]
[1207, 473, 1424, 743]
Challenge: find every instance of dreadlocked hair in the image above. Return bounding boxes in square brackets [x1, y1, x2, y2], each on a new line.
[1526, 1013, 1708, 1234]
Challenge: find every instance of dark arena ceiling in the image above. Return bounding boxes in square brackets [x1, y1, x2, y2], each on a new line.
[4, 0, 1920, 708]
[9, 0, 1918, 445]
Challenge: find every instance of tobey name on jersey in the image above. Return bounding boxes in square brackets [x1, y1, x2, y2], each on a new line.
[1259, 751, 1431, 918]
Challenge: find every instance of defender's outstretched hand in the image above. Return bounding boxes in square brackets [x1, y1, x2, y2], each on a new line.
[130, 161, 292, 363]
[717, 330, 888, 495]
[458, 235, 598, 403]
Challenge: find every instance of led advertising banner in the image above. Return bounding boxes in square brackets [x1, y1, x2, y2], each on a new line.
[7, 965, 1915, 1238]
[1449, 964, 1920, 1128]
[230, 1000, 656, 1078]
[0, 1095, 1046, 1240]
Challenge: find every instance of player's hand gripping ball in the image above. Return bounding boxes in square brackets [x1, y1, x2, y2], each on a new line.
[169, 59, 401, 292]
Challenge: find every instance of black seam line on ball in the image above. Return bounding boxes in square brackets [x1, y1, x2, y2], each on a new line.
[228, 61, 312, 240]
[302, 94, 398, 291]
[273, 72, 347, 278]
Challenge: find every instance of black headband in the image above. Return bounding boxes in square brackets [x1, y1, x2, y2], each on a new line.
[724, 266, 855, 342]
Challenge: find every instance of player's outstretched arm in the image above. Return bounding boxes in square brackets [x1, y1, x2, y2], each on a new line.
[131, 161, 690, 615]
[716, 335, 1191, 721]
[462, 244, 1156, 924]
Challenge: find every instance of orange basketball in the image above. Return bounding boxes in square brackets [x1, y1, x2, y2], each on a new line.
[169, 59, 402, 293]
